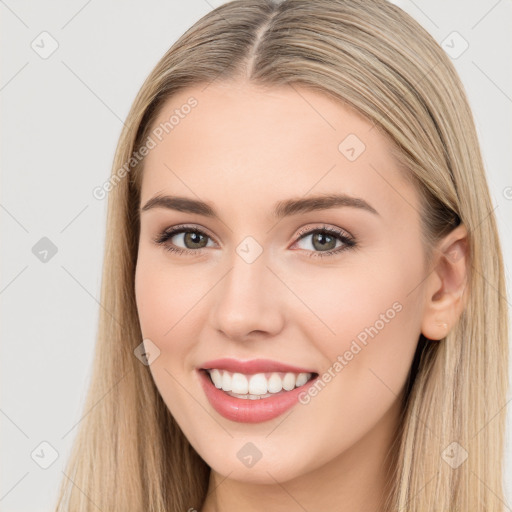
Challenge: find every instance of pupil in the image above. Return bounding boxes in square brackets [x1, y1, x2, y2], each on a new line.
[314, 233, 334, 250]
[186, 231, 206, 248]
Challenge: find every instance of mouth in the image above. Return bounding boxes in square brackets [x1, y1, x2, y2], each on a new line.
[197, 364, 320, 423]
[200, 368, 318, 399]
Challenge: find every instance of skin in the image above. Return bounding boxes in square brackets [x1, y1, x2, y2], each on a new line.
[134, 80, 468, 512]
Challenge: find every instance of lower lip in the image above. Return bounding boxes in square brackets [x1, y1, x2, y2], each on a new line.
[197, 369, 319, 423]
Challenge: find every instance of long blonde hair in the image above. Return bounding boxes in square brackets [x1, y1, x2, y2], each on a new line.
[54, 1, 509, 510]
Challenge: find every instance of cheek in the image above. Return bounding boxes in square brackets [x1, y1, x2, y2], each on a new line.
[295, 246, 424, 391]
[134, 262, 171, 338]
[134, 253, 206, 429]
[134, 249, 215, 380]
[133, 254, 193, 401]
[280, 251, 423, 462]
[134, 248, 199, 341]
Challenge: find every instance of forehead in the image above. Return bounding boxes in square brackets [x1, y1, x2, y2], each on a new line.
[139, 81, 417, 223]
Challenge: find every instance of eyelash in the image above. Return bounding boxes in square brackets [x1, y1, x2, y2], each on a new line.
[152, 224, 357, 259]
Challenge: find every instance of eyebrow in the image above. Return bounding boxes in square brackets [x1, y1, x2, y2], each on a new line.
[140, 193, 379, 219]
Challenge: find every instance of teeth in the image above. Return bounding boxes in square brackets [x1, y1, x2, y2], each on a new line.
[283, 372, 296, 391]
[206, 369, 314, 397]
[249, 373, 267, 394]
[210, 369, 222, 389]
[296, 373, 309, 387]
[231, 372, 249, 394]
[221, 371, 232, 391]
[268, 373, 282, 393]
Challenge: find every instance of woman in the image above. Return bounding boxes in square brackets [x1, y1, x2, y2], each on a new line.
[55, 0, 509, 510]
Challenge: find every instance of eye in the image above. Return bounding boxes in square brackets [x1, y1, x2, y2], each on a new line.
[292, 224, 356, 258]
[153, 223, 357, 258]
[152, 224, 216, 256]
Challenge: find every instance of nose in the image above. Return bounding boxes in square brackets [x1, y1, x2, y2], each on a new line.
[209, 248, 285, 342]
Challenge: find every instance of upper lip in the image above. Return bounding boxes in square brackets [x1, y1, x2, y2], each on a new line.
[199, 357, 317, 375]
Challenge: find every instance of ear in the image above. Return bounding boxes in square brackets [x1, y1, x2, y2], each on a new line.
[421, 224, 469, 341]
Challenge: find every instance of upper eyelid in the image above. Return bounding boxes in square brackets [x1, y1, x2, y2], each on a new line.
[160, 223, 353, 247]
[162, 224, 218, 243]
[295, 224, 353, 240]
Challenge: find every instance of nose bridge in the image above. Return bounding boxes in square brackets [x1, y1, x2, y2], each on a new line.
[221, 244, 272, 312]
[210, 241, 283, 339]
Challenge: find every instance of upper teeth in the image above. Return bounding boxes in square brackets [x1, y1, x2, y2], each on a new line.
[206, 369, 313, 395]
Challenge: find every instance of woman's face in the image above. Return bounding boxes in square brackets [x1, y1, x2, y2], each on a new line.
[135, 80, 429, 483]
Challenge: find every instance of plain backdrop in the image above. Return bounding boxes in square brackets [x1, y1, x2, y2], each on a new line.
[1, 1, 511, 510]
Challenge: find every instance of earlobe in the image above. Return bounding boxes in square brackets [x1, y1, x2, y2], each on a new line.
[421, 224, 469, 341]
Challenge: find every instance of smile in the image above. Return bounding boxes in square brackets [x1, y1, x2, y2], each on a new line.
[206, 369, 315, 398]
[197, 360, 319, 423]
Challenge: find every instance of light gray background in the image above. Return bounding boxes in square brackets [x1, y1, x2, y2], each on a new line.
[1, 1, 511, 510]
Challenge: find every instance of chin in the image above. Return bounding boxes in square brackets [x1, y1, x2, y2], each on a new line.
[200, 443, 314, 484]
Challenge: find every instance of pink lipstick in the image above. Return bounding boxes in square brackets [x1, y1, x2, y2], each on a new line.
[197, 358, 319, 423]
